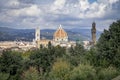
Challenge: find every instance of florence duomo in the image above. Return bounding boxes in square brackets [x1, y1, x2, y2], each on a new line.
[0, 22, 97, 51]
[34, 23, 97, 49]
[0, 0, 120, 79]
[34, 24, 75, 48]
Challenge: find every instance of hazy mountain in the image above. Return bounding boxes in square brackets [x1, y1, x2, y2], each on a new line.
[0, 27, 102, 41]
[68, 28, 102, 40]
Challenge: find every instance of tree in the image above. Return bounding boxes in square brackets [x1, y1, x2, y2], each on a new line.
[96, 20, 120, 68]
[68, 44, 86, 66]
[74, 43, 86, 56]
[21, 67, 40, 80]
[97, 67, 119, 80]
[69, 46, 75, 55]
[0, 50, 23, 80]
[0, 73, 9, 80]
[67, 64, 96, 80]
[85, 48, 98, 66]
[54, 45, 66, 58]
[30, 45, 67, 74]
[48, 41, 52, 49]
[30, 48, 53, 74]
[48, 58, 71, 80]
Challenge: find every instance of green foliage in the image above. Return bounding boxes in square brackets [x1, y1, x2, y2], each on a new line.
[29, 45, 66, 75]
[97, 20, 120, 68]
[0, 50, 23, 80]
[0, 51, 23, 72]
[21, 67, 40, 80]
[21, 51, 32, 59]
[67, 64, 96, 80]
[73, 43, 86, 56]
[97, 67, 119, 80]
[68, 44, 86, 66]
[30, 48, 51, 73]
[54, 45, 66, 58]
[48, 58, 71, 80]
[48, 41, 52, 49]
[85, 48, 98, 66]
[0, 72, 9, 80]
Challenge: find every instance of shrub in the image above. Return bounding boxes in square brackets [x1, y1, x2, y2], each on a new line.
[21, 67, 40, 80]
[0, 73, 9, 80]
[97, 67, 119, 80]
[48, 58, 71, 80]
[67, 64, 96, 80]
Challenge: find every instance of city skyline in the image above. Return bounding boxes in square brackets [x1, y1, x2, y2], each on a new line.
[0, 0, 120, 31]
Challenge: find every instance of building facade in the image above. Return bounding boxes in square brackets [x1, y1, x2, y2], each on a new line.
[91, 22, 96, 45]
[53, 25, 68, 42]
[35, 27, 40, 48]
[0, 23, 97, 51]
[34, 25, 75, 48]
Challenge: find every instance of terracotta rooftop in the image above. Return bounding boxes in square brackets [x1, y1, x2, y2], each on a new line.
[54, 25, 68, 38]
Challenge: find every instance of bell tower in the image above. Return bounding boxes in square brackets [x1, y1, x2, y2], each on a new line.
[35, 27, 40, 48]
[91, 22, 96, 45]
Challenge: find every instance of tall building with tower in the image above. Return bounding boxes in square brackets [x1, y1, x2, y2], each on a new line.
[35, 27, 40, 48]
[33, 25, 75, 48]
[35, 27, 40, 41]
[91, 22, 96, 45]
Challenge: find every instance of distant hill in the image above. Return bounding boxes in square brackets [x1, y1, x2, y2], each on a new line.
[0, 27, 102, 41]
[68, 28, 102, 40]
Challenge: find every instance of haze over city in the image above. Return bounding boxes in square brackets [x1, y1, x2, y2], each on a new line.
[0, 0, 120, 31]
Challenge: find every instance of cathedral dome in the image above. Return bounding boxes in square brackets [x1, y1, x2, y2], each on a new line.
[54, 25, 68, 42]
[54, 26, 68, 38]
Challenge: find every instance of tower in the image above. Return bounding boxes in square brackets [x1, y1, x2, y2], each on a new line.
[35, 27, 40, 48]
[91, 22, 96, 45]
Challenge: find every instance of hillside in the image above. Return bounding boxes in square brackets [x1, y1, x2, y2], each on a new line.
[0, 27, 102, 41]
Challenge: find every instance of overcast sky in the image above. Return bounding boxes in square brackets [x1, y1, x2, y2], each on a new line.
[0, 0, 120, 31]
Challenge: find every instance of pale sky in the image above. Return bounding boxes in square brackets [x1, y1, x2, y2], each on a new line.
[0, 0, 120, 31]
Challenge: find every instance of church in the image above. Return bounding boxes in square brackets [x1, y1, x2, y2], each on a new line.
[0, 22, 97, 52]
[34, 25, 76, 48]
[34, 22, 96, 49]
[53, 25, 68, 42]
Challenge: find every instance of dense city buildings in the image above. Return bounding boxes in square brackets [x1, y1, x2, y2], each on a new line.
[34, 25, 75, 48]
[0, 23, 96, 52]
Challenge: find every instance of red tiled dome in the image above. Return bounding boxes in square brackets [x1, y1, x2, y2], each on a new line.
[54, 26, 68, 38]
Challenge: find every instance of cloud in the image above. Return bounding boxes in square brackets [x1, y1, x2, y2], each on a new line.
[0, 0, 120, 31]
[49, 0, 119, 19]
[79, 0, 89, 11]
[7, 0, 20, 7]
[50, 0, 66, 13]
[98, 0, 119, 4]
[8, 5, 41, 17]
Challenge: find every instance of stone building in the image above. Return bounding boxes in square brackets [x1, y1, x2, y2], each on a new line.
[53, 25, 68, 42]
[91, 22, 96, 45]
[34, 25, 75, 48]
[35, 27, 40, 48]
